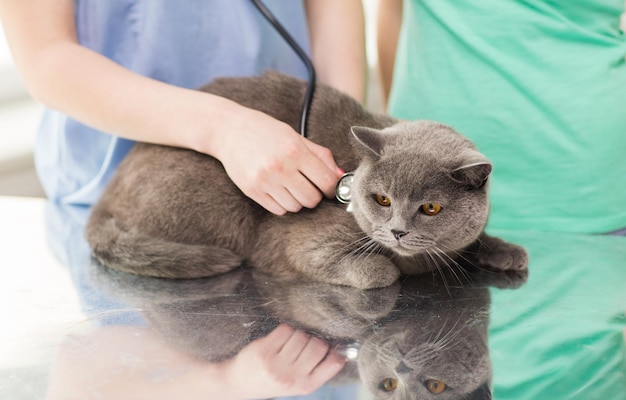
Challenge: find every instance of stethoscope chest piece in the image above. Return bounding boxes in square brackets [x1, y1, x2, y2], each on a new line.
[335, 173, 354, 205]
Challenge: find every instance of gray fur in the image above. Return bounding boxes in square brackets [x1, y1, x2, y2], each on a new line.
[85, 71, 528, 288]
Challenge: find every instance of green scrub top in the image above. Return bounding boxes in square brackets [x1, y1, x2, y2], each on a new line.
[389, 0, 626, 234]
[487, 229, 626, 399]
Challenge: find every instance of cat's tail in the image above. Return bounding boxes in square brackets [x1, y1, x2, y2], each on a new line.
[85, 217, 243, 279]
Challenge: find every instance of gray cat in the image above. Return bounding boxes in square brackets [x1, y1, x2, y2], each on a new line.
[85, 71, 528, 289]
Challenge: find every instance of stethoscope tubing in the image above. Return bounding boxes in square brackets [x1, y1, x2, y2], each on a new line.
[250, 0, 316, 138]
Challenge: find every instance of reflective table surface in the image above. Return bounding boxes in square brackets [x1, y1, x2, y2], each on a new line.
[2, 196, 625, 399]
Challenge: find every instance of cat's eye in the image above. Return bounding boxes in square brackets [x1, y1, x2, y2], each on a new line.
[375, 194, 392, 207]
[421, 203, 442, 216]
[426, 379, 446, 393]
[380, 377, 398, 392]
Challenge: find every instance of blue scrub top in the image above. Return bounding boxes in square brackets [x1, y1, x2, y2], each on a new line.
[35, 0, 311, 206]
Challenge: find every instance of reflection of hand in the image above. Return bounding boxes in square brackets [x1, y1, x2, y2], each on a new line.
[46, 325, 345, 400]
[222, 324, 347, 399]
[214, 106, 343, 215]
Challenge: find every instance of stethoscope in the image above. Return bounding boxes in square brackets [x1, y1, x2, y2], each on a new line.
[250, 0, 315, 138]
[250, 0, 355, 207]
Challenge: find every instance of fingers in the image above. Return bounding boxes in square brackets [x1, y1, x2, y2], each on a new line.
[258, 324, 347, 396]
[275, 326, 346, 378]
[307, 344, 347, 388]
[248, 184, 317, 216]
[262, 323, 297, 352]
[282, 333, 346, 393]
[301, 140, 344, 199]
[263, 140, 340, 209]
[245, 142, 340, 214]
[256, 195, 287, 215]
[217, 111, 342, 214]
[255, 192, 288, 216]
[270, 175, 323, 212]
[279, 330, 327, 366]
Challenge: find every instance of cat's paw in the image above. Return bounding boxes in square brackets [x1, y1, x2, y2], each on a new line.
[476, 241, 528, 272]
[460, 236, 529, 289]
[346, 280, 401, 317]
[344, 256, 401, 289]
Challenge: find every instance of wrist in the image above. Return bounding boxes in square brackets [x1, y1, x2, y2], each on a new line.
[202, 358, 247, 400]
[182, 94, 247, 160]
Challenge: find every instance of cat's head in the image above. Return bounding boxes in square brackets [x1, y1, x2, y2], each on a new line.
[357, 315, 491, 399]
[349, 121, 492, 258]
[355, 276, 492, 399]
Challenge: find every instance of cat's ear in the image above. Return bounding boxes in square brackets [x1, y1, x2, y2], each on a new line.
[350, 126, 384, 158]
[451, 150, 492, 189]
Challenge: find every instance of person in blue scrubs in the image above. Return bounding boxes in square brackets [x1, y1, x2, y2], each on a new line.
[0, 1, 366, 397]
[0, 0, 366, 216]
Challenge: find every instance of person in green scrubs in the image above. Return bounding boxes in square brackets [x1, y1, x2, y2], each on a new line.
[377, 1, 626, 398]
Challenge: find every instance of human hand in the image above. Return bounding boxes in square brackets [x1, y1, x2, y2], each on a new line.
[212, 105, 343, 215]
[220, 324, 347, 399]
[46, 324, 345, 400]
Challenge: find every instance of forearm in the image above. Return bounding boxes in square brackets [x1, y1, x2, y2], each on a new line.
[20, 41, 240, 155]
[45, 328, 247, 400]
[0, 0, 234, 156]
[377, 0, 403, 109]
[305, 0, 366, 103]
[46, 325, 344, 400]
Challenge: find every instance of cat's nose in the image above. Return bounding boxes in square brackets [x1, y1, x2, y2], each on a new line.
[395, 361, 412, 374]
[391, 229, 408, 240]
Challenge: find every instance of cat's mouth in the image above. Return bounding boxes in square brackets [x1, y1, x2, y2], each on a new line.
[372, 230, 435, 256]
[389, 236, 437, 257]
[391, 242, 428, 257]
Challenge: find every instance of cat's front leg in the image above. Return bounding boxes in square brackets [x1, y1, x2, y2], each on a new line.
[262, 206, 401, 289]
[464, 232, 529, 272]
[295, 238, 401, 289]
[289, 226, 400, 289]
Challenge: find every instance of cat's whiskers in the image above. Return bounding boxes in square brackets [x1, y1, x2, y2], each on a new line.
[438, 242, 483, 272]
[337, 235, 380, 266]
[407, 314, 469, 365]
[339, 235, 373, 258]
[421, 250, 443, 283]
[432, 246, 474, 288]
[354, 240, 385, 266]
[405, 320, 465, 368]
[368, 240, 386, 259]
[404, 235, 436, 249]
[367, 335, 404, 365]
[370, 227, 395, 248]
[431, 314, 467, 352]
[430, 248, 460, 286]
[426, 314, 451, 346]
[407, 344, 440, 366]
[353, 229, 388, 261]
[424, 248, 451, 294]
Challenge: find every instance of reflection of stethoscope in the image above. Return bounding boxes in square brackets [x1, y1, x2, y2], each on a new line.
[251, 0, 354, 208]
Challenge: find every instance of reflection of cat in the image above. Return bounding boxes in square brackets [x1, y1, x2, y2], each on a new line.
[257, 272, 498, 399]
[355, 279, 492, 399]
[91, 262, 527, 399]
[90, 265, 278, 362]
[86, 71, 528, 289]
